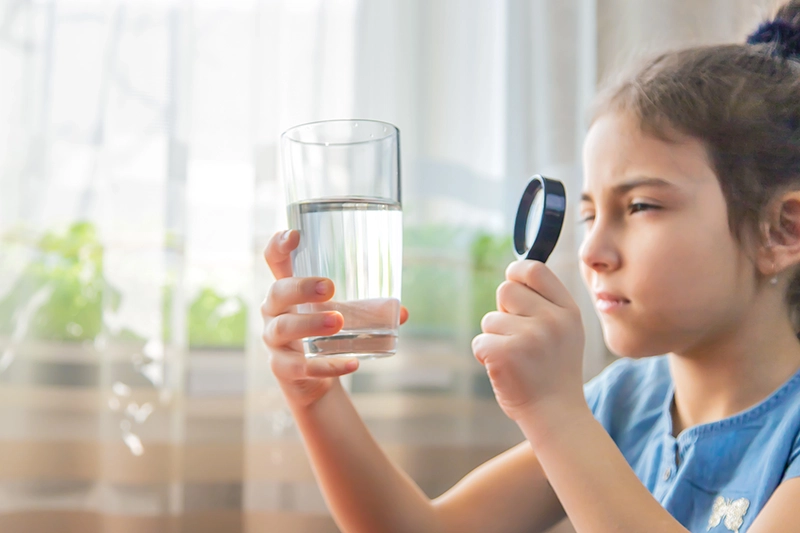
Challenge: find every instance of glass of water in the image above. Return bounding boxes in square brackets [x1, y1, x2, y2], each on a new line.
[281, 119, 402, 359]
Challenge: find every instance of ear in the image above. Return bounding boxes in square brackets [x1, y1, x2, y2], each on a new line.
[759, 192, 800, 277]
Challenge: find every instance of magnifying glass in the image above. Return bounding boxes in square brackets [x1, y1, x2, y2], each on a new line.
[514, 175, 566, 263]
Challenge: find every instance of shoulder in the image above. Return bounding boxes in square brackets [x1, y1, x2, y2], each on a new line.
[584, 356, 671, 439]
[776, 371, 800, 483]
[583, 355, 671, 412]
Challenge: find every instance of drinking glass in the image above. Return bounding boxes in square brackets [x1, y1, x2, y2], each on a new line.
[281, 119, 402, 359]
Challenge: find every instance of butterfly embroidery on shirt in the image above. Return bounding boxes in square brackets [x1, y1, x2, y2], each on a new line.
[707, 496, 750, 533]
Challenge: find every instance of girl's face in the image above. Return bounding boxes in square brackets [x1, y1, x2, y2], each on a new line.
[579, 112, 759, 358]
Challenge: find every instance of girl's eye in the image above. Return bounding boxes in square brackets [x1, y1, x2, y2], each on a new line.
[629, 203, 659, 214]
[579, 203, 659, 225]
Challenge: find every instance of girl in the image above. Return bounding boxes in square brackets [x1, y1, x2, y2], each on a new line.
[261, 2, 800, 531]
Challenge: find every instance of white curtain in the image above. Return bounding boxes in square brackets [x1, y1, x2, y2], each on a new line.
[0, 1, 773, 532]
[249, 1, 600, 532]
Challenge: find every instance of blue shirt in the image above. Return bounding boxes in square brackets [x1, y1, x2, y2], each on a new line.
[584, 356, 800, 533]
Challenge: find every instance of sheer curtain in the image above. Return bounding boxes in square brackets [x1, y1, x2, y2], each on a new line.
[249, 1, 600, 531]
[0, 1, 774, 532]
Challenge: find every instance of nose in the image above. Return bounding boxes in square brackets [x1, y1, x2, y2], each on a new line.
[579, 220, 621, 273]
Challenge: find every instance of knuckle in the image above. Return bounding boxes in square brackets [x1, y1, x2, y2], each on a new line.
[265, 232, 286, 263]
[471, 336, 482, 357]
[472, 334, 490, 360]
[266, 282, 287, 311]
[496, 280, 514, 301]
[480, 312, 490, 331]
[527, 260, 545, 277]
[267, 348, 280, 370]
[288, 360, 306, 380]
[471, 334, 481, 350]
[504, 260, 520, 278]
[272, 316, 288, 340]
[263, 316, 287, 346]
[273, 277, 310, 306]
[283, 279, 297, 295]
[480, 311, 499, 331]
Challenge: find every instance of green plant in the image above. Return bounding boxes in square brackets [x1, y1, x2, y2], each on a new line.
[162, 284, 248, 349]
[0, 222, 248, 348]
[188, 288, 247, 349]
[470, 232, 515, 331]
[0, 221, 122, 341]
[401, 225, 514, 336]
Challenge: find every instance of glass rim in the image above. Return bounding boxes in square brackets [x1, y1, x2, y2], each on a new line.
[280, 119, 399, 146]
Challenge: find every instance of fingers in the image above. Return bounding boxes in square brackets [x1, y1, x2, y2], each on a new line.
[471, 333, 509, 366]
[264, 311, 343, 348]
[264, 230, 300, 280]
[262, 277, 334, 317]
[400, 306, 409, 325]
[505, 260, 575, 310]
[306, 357, 359, 377]
[265, 310, 358, 382]
[496, 280, 540, 316]
[480, 310, 527, 336]
[326, 298, 399, 330]
[269, 346, 359, 382]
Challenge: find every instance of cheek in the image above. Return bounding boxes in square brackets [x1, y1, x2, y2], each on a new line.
[631, 225, 753, 335]
[605, 228, 751, 356]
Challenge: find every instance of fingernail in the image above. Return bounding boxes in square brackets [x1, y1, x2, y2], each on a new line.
[345, 360, 358, 371]
[316, 281, 329, 294]
[323, 314, 337, 327]
[281, 230, 292, 242]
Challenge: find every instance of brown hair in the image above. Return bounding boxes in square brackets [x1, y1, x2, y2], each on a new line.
[592, 1, 800, 329]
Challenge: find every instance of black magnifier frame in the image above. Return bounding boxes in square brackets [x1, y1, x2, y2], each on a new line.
[513, 175, 566, 263]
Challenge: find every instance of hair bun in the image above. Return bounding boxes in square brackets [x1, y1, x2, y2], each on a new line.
[747, 19, 800, 58]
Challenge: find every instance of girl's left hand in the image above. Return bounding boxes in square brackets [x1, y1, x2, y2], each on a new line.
[472, 260, 586, 422]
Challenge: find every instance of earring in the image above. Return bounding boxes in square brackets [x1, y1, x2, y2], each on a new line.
[771, 275, 779, 286]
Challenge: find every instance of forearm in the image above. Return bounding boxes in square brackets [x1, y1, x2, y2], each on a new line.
[284, 379, 443, 533]
[517, 402, 689, 533]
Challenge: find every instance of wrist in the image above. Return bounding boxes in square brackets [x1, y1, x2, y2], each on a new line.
[280, 377, 343, 413]
[516, 394, 595, 449]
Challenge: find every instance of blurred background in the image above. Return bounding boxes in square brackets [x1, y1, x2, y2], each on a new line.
[0, 0, 776, 532]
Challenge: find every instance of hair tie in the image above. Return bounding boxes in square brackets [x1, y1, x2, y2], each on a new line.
[747, 19, 800, 58]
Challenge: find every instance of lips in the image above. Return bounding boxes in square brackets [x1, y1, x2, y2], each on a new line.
[593, 291, 630, 313]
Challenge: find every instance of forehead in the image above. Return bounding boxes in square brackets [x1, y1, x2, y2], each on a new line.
[581, 112, 717, 196]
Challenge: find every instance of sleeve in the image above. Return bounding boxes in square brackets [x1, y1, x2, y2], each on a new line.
[584, 367, 609, 416]
[583, 357, 633, 435]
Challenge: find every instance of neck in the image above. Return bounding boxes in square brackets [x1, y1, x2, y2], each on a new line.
[668, 292, 800, 435]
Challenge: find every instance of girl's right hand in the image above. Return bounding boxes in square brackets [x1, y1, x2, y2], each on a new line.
[261, 229, 356, 408]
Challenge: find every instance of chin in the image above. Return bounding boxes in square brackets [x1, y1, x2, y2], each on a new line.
[602, 326, 670, 359]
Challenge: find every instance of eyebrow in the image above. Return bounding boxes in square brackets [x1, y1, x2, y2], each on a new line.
[580, 176, 676, 203]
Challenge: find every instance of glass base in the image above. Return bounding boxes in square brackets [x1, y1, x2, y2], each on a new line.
[304, 331, 397, 359]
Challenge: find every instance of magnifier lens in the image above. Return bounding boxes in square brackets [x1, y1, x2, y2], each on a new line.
[526, 190, 544, 250]
[513, 175, 566, 263]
